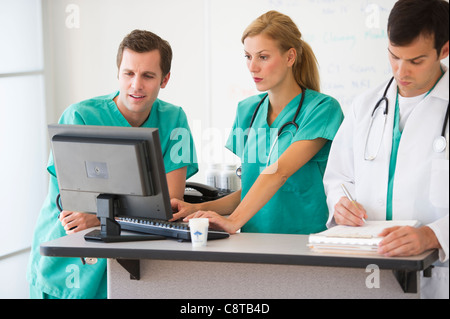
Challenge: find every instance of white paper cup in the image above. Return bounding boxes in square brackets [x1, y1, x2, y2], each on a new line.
[189, 218, 209, 247]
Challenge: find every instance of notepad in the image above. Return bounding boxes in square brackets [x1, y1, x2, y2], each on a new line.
[308, 220, 420, 255]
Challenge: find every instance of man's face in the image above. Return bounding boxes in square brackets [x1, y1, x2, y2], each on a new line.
[388, 34, 449, 97]
[115, 49, 170, 126]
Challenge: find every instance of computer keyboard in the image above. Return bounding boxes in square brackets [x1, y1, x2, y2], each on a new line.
[116, 217, 230, 241]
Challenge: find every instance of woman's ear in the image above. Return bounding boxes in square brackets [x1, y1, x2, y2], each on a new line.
[286, 48, 297, 67]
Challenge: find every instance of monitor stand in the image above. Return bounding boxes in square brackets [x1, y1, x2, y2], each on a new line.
[84, 194, 165, 243]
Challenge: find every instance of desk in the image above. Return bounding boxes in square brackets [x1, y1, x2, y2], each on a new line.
[41, 228, 438, 299]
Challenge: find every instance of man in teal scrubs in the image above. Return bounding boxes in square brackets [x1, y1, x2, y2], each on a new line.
[27, 30, 198, 299]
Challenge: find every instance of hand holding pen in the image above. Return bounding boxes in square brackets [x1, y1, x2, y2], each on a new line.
[333, 184, 368, 226]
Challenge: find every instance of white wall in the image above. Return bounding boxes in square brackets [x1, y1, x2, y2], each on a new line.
[44, 0, 447, 181]
[0, 0, 47, 298]
[0, 249, 30, 299]
[45, 0, 443, 183]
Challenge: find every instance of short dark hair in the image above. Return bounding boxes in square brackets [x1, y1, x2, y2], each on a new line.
[116, 29, 172, 77]
[388, 0, 449, 55]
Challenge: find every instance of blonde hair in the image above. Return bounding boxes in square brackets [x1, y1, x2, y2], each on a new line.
[242, 11, 320, 92]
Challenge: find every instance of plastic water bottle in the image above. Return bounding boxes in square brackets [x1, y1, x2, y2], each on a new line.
[205, 163, 220, 188]
[219, 164, 240, 192]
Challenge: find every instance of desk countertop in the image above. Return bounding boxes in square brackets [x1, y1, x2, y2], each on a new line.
[40, 228, 438, 272]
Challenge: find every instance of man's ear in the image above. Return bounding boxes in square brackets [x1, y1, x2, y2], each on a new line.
[160, 72, 171, 88]
[438, 41, 449, 60]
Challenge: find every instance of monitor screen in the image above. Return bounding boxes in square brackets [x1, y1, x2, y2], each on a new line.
[48, 124, 173, 241]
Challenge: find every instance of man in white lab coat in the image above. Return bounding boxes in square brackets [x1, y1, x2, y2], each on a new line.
[323, 0, 449, 298]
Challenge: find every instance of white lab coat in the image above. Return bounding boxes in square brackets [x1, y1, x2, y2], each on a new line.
[324, 66, 449, 299]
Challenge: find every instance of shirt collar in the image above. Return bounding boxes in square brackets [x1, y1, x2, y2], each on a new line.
[427, 64, 449, 102]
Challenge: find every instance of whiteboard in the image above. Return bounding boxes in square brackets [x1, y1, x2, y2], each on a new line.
[204, 0, 395, 165]
[209, 0, 394, 125]
[206, 0, 448, 167]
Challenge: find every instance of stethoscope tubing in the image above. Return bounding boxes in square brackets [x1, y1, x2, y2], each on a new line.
[237, 88, 306, 171]
[249, 87, 306, 137]
[366, 76, 449, 160]
[371, 77, 395, 117]
[442, 102, 449, 138]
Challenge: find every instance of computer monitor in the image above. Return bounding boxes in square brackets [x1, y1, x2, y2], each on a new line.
[48, 124, 172, 242]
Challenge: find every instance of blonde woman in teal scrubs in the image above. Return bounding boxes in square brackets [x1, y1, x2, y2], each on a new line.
[172, 11, 343, 235]
[27, 30, 198, 299]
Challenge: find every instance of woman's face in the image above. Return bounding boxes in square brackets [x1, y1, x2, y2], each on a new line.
[244, 34, 296, 92]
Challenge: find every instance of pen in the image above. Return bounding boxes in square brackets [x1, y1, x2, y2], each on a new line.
[340, 184, 366, 223]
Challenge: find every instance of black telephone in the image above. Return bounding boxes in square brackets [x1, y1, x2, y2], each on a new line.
[183, 182, 232, 203]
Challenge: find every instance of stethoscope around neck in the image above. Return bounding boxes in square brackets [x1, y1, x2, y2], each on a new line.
[364, 76, 450, 161]
[249, 87, 306, 136]
[235, 88, 306, 179]
[253, 88, 306, 166]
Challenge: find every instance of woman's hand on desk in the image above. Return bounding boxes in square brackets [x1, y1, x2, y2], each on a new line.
[58, 211, 100, 234]
[184, 211, 239, 234]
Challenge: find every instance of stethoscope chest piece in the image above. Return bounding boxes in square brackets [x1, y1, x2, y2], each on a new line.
[433, 136, 447, 153]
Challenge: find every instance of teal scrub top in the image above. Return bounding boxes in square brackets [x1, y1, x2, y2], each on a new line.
[226, 90, 343, 234]
[386, 92, 401, 220]
[27, 91, 198, 299]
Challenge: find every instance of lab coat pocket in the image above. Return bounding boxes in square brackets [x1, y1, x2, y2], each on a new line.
[429, 158, 449, 208]
[421, 266, 449, 299]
